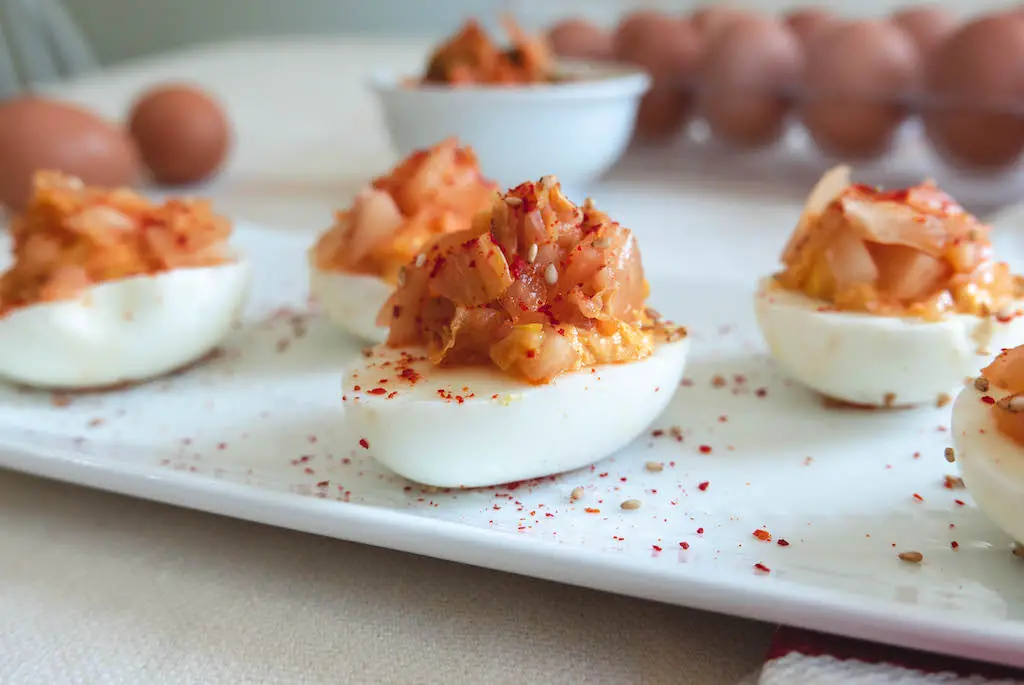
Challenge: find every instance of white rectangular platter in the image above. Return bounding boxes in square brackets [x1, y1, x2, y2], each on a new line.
[3, 183, 1024, 669]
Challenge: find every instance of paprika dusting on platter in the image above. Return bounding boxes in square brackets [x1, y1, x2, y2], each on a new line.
[978, 346, 1024, 446]
[421, 16, 557, 86]
[0, 171, 232, 315]
[377, 176, 686, 385]
[772, 166, 1024, 321]
[311, 138, 496, 284]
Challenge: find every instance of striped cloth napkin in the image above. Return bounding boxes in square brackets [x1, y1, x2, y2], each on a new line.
[741, 628, 1024, 684]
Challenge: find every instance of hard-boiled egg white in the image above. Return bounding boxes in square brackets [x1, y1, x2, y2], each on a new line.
[755, 277, 1024, 407]
[951, 380, 1024, 544]
[307, 250, 392, 344]
[343, 339, 689, 488]
[0, 260, 250, 389]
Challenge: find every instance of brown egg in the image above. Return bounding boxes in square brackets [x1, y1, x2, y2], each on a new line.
[891, 5, 957, 57]
[0, 97, 139, 211]
[548, 18, 613, 61]
[617, 17, 703, 140]
[128, 84, 231, 185]
[697, 17, 802, 148]
[612, 10, 672, 58]
[800, 20, 920, 159]
[691, 5, 754, 44]
[784, 8, 836, 47]
[924, 16, 1024, 169]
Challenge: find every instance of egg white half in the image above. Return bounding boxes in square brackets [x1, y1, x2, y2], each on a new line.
[755, 276, 1024, 407]
[0, 260, 250, 389]
[343, 339, 689, 488]
[951, 382, 1024, 544]
[307, 254, 392, 344]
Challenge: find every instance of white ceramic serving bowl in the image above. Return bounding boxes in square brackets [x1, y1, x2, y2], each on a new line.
[369, 61, 651, 193]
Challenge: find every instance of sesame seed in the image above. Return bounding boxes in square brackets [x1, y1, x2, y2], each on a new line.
[414, 253, 426, 268]
[526, 243, 538, 264]
[544, 263, 558, 285]
[936, 393, 951, 408]
[583, 197, 596, 210]
[883, 392, 897, 408]
[944, 447, 955, 463]
[540, 175, 555, 189]
[592, 237, 611, 249]
[570, 486, 584, 502]
[898, 551, 923, 563]
[397, 267, 407, 286]
[997, 394, 1024, 412]
[621, 499, 642, 510]
[645, 461, 663, 472]
[504, 196, 523, 207]
[975, 376, 989, 392]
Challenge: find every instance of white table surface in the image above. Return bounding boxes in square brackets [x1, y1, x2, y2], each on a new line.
[1, 38, 776, 684]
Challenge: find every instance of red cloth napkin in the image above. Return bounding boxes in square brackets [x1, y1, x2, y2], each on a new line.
[748, 627, 1024, 684]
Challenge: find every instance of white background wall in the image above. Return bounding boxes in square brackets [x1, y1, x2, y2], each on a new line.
[63, 0, 1019, 66]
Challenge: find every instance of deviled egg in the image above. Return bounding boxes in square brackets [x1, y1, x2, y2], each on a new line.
[952, 348, 1024, 545]
[756, 166, 1024, 407]
[309, 138, 496, 342]
[344, 177, 688, 488]
[0, 171, 249, 389]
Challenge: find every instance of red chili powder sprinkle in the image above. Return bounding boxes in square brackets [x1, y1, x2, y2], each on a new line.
[387, 392, 397, 399]
[316, 480, 329, 488]
[359, 438, 369, 449]
[912, 493, 924, 502]
[652, 429, 665, 437]
[584, 507, 600, 514]
[353, 385, 361, 391]
[951, 541, 960, 550]
[981, 395, 995, 404]
[754, 563, 771, 574]
[777, 539, 790, 547]
[954, 499, 966, 506]
[652, 545, 663, 552]
[697, 481, 710, 491]
[368, 387, 387, 395]
[217, 442, 227, 450]
[718, 415, 728, 423]
[399, 367, 421, 383]
[755, 388, 768, 398]
[304, 467, 314, 475]
[699, 445, 712, 454]
[753, 529, 772, 541]
[680, 541, 690, 549]
[697, 527, 704, 535]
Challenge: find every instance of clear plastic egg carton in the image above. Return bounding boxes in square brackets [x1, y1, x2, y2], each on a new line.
[526, 0, 1024, 212]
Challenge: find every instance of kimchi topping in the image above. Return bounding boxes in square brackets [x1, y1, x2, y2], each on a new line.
[378, 177, 685, 384]
[0, 171, 232, 316]
[979, 346, 1024, 447]
[421, 16, 556, 86]
[774, 166, 1023, 320]
[312, 138, 496, 284]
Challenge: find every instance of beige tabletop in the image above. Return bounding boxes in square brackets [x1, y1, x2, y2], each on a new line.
[1, 470, 773, 684]
[1, 38, 775, 684]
